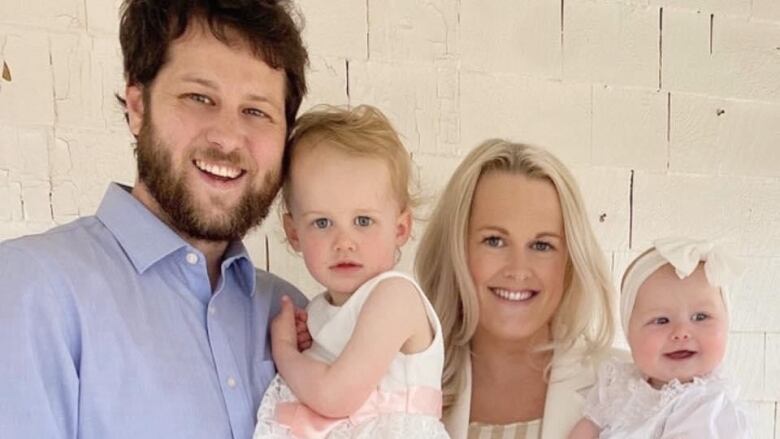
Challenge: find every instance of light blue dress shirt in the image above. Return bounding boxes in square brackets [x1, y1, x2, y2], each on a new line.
[0, 183, 306, 439]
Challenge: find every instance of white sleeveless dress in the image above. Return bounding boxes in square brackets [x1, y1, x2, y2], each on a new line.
[254, 271, 450, 439]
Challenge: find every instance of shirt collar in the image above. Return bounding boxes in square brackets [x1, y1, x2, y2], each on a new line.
[96, 183, 255, 293]
[222, 239, 257, 297]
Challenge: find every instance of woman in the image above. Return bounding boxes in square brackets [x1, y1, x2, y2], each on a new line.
[415, 139, 618, 439]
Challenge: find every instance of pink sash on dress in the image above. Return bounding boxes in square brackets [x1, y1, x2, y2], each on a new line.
[274, 386, 443, 438]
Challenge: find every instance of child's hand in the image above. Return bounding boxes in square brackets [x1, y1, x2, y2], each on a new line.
[295, 307, 313, 351]
[271, 296, 298, 354]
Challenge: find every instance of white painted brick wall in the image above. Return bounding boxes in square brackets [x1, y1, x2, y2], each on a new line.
[348, 60, 442, 154]
[294, 0, 367, 59]
[753, 0, 780, 22]
[1, 1, 779, 435]
[650, 0, 752, 17]
[563, 1, 660, 88]
[746, 401, 775, 439]
[0, 28, 56, 126]
[302, 55, 349, 110]
[571, 167, 631, 252]
[460, 71, 592, 164]
[669, 93, 780, 177]
[591, 85, 668, 170]
[460, 0, 561, 78]
[724, 332, 765, 401]
[633, 172, 780, 257]
[730, 258, 780, 332]
[51, 34, 127, 130]
[664, 8, 780, 102]
[369, 0, 457, 63]
[0, 0, 85, 31]
[84, 0, 123, 35]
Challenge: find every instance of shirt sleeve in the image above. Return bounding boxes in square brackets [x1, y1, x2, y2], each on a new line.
[0, 243, 81, 438]
[266, 273, 309, 318]
[661, 385, 751, 439]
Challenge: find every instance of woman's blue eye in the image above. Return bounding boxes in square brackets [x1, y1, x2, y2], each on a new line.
[354, 216, 372, 227]
[531, 241, 553, 251]
[692, 312, 709, 322]
[482, 236, 504, 247]
[652, 317, 669, 325]
[313, 218, 331, 229]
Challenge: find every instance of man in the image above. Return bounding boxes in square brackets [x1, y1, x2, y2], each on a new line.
[0, 1, 308, 437]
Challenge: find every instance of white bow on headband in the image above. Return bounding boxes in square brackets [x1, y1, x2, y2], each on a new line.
[620, 237, 744, 336]
[654, 237, 743, 288]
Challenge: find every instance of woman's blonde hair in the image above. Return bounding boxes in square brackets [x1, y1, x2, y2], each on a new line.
[414, 139, 615, 412]
[281, 104, 417, 212]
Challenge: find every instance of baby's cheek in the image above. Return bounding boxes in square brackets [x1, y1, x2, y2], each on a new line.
[707, 332, 728, 361]
[633, 334, 664, 365]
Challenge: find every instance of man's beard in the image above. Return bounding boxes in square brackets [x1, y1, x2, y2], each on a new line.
[135, 116, 281, 242]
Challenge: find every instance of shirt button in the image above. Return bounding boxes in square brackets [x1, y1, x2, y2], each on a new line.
[227, 377, 237, 388]
[186, 252, 198, 265]
[208, 306, 216, 315]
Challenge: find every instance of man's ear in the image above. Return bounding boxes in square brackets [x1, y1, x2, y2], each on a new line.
[125, 84, 145, 137]
[282, 213, 302, 252]
[394, 207, 412, 247]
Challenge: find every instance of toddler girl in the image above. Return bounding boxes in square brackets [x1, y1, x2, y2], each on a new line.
[253, 105, 449, 438]
[569, 237, 750, 438]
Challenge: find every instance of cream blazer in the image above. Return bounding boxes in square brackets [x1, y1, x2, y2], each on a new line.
[443, 343, 626, 439]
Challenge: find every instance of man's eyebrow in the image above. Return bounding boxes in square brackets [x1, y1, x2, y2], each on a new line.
[181, 76, 218, 89]
[246, 93, 282, 111]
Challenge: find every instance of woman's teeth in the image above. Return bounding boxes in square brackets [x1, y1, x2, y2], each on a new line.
[491, 288, 534, 302]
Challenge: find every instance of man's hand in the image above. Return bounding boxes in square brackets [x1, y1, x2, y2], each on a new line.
[294, 306, 312, 351]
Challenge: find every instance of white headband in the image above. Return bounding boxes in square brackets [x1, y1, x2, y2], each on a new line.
[620, 237, 744, 335]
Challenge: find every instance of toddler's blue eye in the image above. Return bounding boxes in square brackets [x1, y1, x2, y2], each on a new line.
[652, 317, 669, 325]
[355, 216, 372, 227]
[313, 218, 331, 229]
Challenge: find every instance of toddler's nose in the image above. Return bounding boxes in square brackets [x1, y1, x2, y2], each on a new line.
[333, 231, 356, 252]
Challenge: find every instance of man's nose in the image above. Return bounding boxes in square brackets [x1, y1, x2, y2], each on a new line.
[205, 109, 243, 152]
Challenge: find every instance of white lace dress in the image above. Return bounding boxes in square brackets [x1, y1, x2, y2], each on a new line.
[253, 271, 450, 439]
[582, 359, 750, 438]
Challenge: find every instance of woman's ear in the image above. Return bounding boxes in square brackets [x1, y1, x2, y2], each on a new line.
[282, 213, 302, 252]
[125, 84, 145, 137]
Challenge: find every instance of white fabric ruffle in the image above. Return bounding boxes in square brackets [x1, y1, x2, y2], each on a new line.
[582, 359, 749, 438]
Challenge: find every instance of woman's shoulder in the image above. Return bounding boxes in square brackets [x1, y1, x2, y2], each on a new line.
[596, 346, 632, 364]
[553, 340, 630, 371]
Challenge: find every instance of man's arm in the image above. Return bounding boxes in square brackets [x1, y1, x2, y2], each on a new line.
[0, 244, 80, 438]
